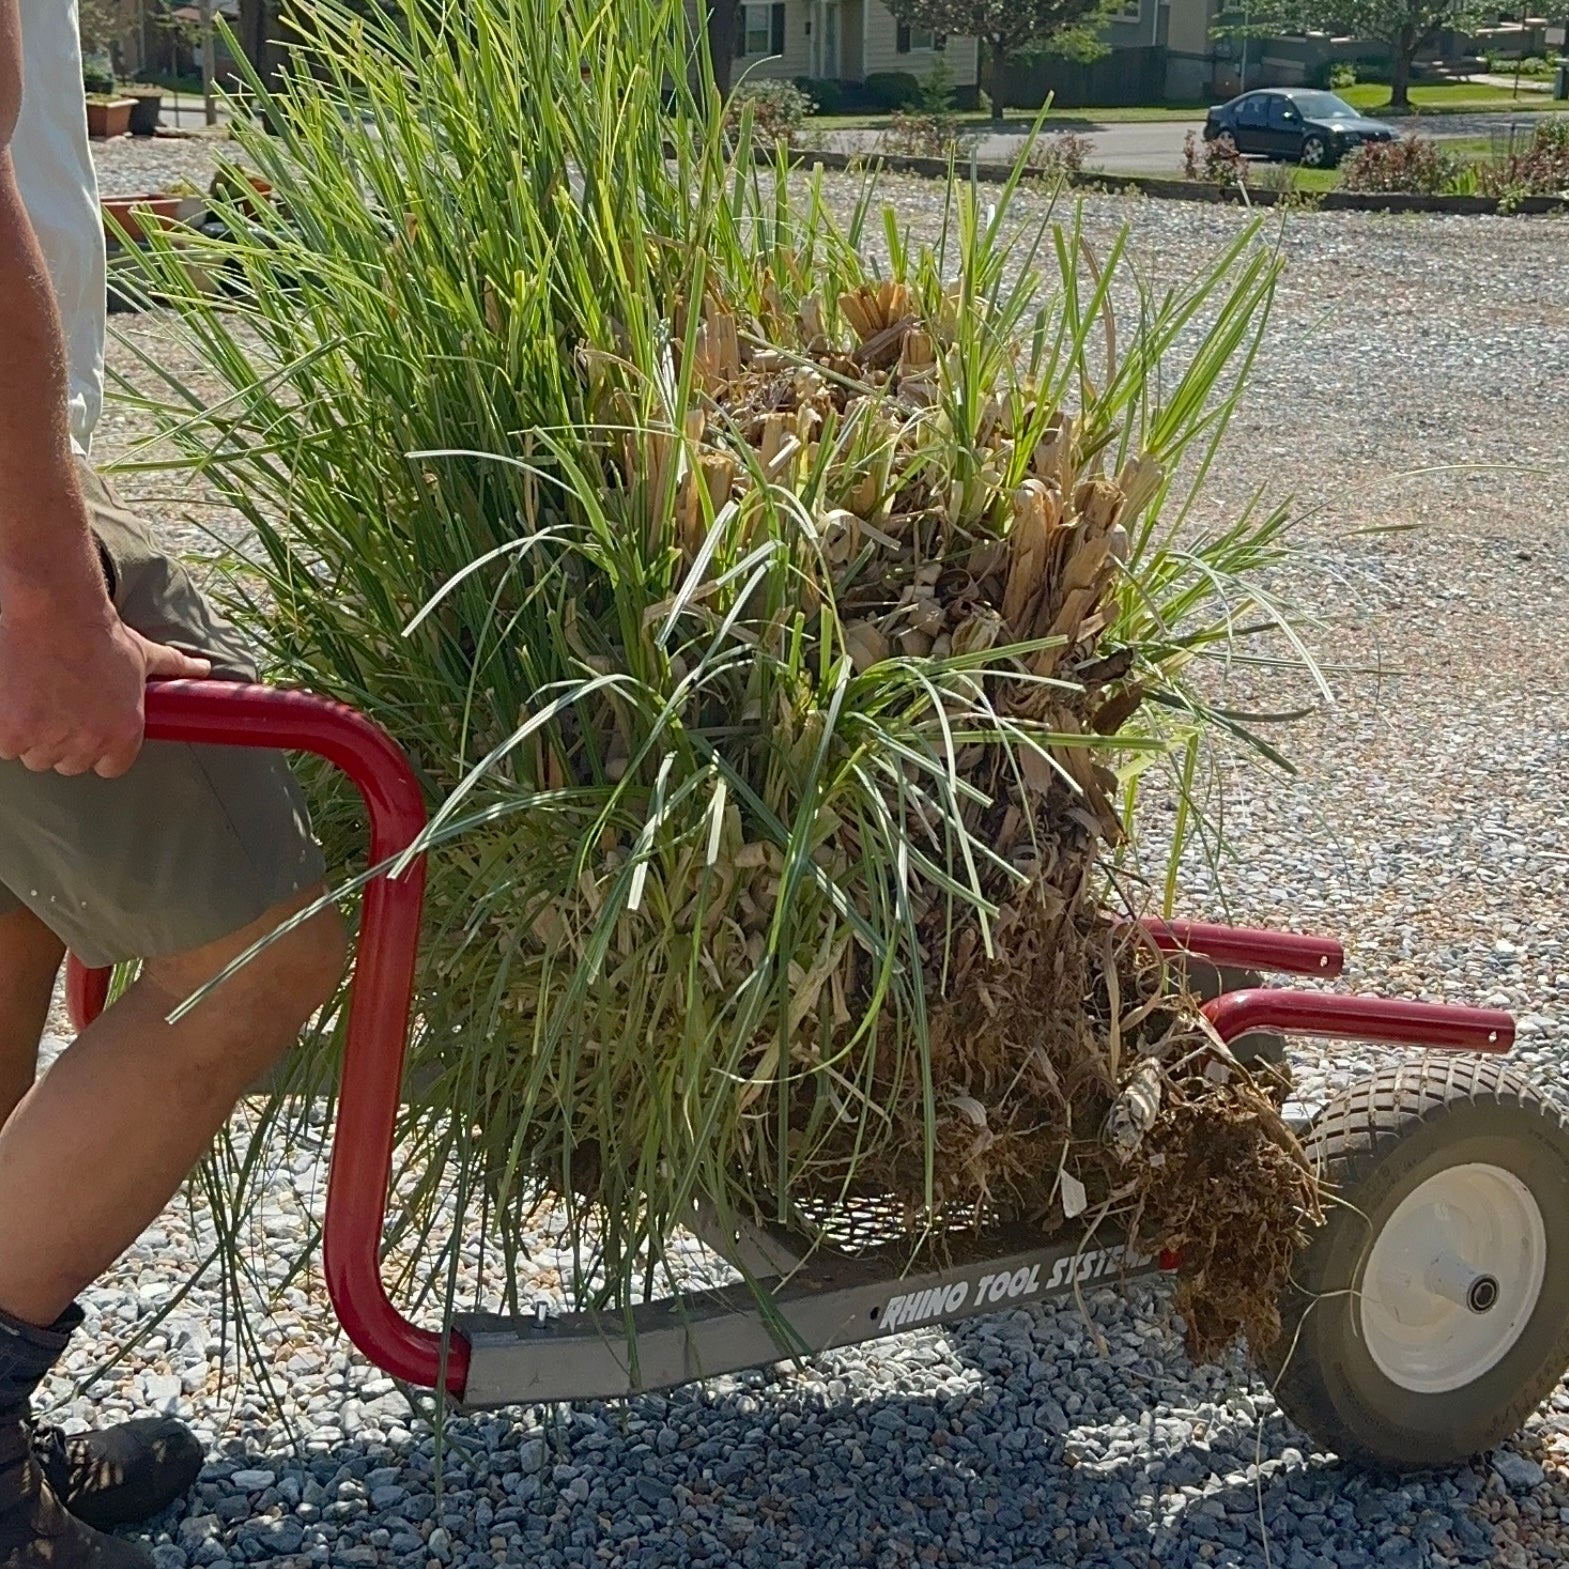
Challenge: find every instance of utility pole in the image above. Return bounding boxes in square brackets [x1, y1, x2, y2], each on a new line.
[201, 0, 217, 125]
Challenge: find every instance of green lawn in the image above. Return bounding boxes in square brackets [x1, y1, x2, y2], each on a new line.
[1337, 81, 1563, 115]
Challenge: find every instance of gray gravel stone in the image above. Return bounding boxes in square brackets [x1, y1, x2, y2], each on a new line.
[1492, 1451, 1546, 1492]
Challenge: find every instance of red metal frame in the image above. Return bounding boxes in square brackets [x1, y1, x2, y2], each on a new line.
[56, 683, 1512, 1403]
[64, 958, 111, 1032]
[65, 681, 467, 1396]
[1202, 989, 1514, 1054]
[1138, 917, 1345, 979]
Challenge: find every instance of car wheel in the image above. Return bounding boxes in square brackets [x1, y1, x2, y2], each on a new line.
[1299, 134, 1330, 168]
[1259, 1057, 1569, 1470]
[1215, 131, 1237, 154]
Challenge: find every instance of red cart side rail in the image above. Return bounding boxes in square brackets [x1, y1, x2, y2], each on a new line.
[65, 958, 111, 1030]
[1203, 989, 1514, 1054]
[1140, 918, 1345, 979]
[74, 681, 468, 1397]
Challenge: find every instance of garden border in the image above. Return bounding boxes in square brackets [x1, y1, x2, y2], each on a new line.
[782, 146, 1569, 217]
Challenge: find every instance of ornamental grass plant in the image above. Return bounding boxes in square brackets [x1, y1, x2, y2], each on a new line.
[120, 0, 1321, 1363]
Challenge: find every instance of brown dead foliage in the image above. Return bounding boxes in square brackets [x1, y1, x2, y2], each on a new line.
[527, 286, 1319, 1361]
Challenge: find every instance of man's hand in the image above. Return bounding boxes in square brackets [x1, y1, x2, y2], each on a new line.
[0, 602, 211, 778]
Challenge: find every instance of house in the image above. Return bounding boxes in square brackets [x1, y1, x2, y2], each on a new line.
[705, 2, 980, 96]
[999, 0, 1405, 109]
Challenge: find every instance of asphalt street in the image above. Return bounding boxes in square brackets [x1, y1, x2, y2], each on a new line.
[826, 108, 1562, 174]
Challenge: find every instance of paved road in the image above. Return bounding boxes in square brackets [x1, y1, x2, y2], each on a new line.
[826, 108, 1563, 175]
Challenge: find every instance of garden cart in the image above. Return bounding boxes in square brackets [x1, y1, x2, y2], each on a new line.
[66, 682, 1569, 1473]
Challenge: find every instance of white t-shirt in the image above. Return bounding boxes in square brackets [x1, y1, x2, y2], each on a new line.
[12, 0, 106, 455]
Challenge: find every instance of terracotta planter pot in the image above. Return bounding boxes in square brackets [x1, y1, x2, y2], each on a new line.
[86, 98, 135, 139]
[101, 195, 183, 245]
[241, 176, 274, 216]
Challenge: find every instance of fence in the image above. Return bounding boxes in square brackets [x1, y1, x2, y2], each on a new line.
[1000, 46, 1168, 110]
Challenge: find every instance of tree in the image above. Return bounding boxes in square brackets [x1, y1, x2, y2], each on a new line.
[883, 0, 1109, 123]
[1269, 0, 1489, 109]
[77, 0, 124, 64]
[706, 1, 740, 98]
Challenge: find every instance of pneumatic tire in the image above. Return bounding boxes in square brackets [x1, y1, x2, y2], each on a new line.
[1259, 1055, 1569, 1470]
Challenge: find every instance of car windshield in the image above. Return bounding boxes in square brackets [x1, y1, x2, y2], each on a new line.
[1289, 92, 1359, 119]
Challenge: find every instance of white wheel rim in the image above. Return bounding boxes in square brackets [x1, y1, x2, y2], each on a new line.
[1359, 1162, 1546, 1395]
[1303, 142, 1323, 165]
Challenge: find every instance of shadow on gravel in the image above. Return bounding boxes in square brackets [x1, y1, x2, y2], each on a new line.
[135, 1283, 1524, 1569]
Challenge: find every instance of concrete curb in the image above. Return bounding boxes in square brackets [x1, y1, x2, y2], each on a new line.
[783, 146, 1569, 218]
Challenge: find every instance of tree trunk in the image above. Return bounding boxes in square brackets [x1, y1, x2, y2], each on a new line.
[707, 0, 738, 98]
[1390, 28, 1414, 110]
[237, 0, 272, 81]
[987, 42, 1008, 123]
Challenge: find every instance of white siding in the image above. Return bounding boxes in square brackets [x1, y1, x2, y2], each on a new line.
[682, 0, 809, 81]
[1164, 0, 1216, 60]
[734, 2, 814, 79]
[685, 0, 979, 87]
[863, 5, 979, 86]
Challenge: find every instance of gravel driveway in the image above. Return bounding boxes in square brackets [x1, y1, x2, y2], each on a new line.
[53, 143, 1569, 1569]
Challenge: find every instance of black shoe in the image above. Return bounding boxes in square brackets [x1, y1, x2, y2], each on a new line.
[32, 1419, 202, 1532]
[0, 1419, 153, 1568]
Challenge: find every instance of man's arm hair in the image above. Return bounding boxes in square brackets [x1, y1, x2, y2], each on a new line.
[0, 0, 109, 622]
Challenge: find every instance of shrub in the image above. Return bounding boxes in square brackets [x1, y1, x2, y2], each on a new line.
[1477, 116, 1569, 199]
[1027, 130, 1094, 180]
[795, 75, 845, 114]
[725, 78, 816, 145]
[1182, 128, 1247, 187]
[82, 64, 115, 95]
[1516, 56, 1554, 79]
[879, 109, 966, 157]
[863, 70, 923, 109]
[1340, 135, 1457, 195]
[878, 61, 967, 157]
[1322, 61, 1357, 90]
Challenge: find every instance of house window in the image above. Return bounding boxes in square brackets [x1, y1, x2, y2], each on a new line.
[896, 24, 940, 52]
[738, 2, 786, 56]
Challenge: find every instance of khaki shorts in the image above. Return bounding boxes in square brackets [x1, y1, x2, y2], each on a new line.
[0, 467, 325, 968]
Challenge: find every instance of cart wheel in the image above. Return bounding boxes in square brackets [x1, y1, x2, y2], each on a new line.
[1261, 1057, 1569, 1470]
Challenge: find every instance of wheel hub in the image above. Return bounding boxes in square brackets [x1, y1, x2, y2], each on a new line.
[1359, 1163, 1546, 1395]
[1467, 1274, 1500, 1314]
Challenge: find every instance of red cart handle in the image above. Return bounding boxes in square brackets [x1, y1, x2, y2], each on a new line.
[1203, 989, 1514, 1053]
[69, 681, 467, 1396]
[1138, 917, 1344, 979]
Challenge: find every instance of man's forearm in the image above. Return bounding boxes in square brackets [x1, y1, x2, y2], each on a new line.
[0, 152, 111, 624]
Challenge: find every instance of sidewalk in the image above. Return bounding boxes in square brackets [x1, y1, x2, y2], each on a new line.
[1448, 72, 1555, 94]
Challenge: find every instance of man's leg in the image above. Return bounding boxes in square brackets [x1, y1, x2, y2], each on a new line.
[0, 465, 338, 1563]
[0, 907, 63, 1126]
[0, 890, 345, 1327]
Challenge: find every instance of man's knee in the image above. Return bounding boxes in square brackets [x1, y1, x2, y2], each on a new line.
[144, 887, 347, 1056]
[255, 897, 348, 1028]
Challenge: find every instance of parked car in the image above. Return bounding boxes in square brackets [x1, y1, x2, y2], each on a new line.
[1202, 88, 1396, 168]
